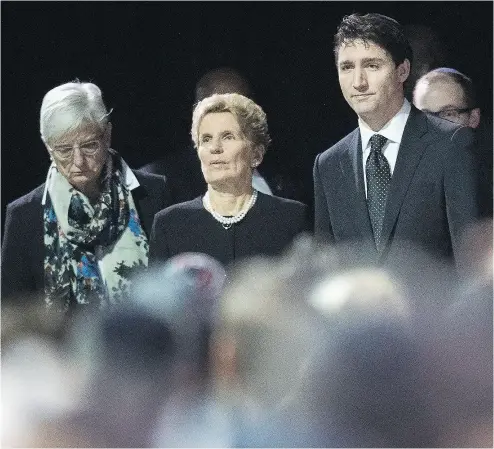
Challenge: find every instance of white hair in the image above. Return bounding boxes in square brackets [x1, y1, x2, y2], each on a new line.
[40, 81, 111, 143]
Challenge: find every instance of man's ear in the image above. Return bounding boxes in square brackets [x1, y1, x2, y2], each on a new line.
[397, 59, 411, 84]
[468, 108, 481, 129]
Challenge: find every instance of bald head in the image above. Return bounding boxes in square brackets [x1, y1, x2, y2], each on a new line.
[195, 67, 253, 103]
[413, 68, 480, 128]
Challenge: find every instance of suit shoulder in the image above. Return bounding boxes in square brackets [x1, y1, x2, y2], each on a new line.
[264, 193, 307, 207]
[317, 128, 359, 164]
[154, 197, 203, 221]
[424, 113, 474, 143]
[260, 193, 308, 214]
[6, 184, 45, 212]
[133, 169, 167, 186]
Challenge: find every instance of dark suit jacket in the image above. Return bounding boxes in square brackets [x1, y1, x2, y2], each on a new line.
[313, 106, 481, 270]
[1, 170, 172, 301]
[140, 146, 207, 204]
[474, 117, 493, 218]
[149, 192, 310, 268]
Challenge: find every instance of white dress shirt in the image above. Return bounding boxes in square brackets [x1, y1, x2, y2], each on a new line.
[359, 99, 411, 197]
[252, 168, 273, 195]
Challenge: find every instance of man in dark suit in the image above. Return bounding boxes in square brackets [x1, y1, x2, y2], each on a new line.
[313, 13, 480, 274]
[413, 67, 492, 218]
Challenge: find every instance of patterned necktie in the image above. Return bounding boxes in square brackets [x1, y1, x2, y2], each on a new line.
[366, 134, 390, 248]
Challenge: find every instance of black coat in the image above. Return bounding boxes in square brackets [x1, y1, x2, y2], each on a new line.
[149, 192, 310, 268]
[1, 170, 172, 301]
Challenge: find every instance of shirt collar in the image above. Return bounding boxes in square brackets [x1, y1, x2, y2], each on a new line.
[42, 153, 139, 205]
[359, 99, 411, 151]
[121, 157, 140, 191]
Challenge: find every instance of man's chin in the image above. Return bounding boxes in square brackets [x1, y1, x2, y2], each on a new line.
[352, 102, 375, 115]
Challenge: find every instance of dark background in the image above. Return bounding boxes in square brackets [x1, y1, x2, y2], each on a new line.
[2, 1, 493, 220]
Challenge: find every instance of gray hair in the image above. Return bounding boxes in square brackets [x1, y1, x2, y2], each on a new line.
[191, 93, 271, 156]
[40, 81, 111, 143]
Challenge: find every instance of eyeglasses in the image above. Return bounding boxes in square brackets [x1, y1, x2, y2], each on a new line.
[427, 107, 473, 121]
[49, 139, 102, 161]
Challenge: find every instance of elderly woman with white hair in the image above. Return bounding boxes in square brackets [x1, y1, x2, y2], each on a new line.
[149, 93, 310, 267]
[1, 80, 172, 313]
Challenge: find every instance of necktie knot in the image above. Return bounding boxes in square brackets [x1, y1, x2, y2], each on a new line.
[370, 134, 387, 154]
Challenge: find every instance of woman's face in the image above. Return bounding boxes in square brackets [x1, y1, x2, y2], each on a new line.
[197, 112, 259, 191]
[47, 124, 110, 193]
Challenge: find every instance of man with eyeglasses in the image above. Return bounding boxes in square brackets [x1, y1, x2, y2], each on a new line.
[413, 68, 492, 217]
[413, 68, 481, 128]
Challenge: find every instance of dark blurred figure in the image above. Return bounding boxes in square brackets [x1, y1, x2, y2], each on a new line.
[211, 249, 332, 447]
[3, 252, 231, 448]
[426, 219, 493, 447]
[132, 252, 232, 447]
[403, 24, 449, 101]
[414, 68, 493, 217]
[141, 67, 305, 203]
[211, 237, 449, 447]
[302, 267, 439, 447]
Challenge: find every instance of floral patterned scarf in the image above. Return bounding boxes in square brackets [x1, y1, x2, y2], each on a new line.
[44, 157, 148, 312]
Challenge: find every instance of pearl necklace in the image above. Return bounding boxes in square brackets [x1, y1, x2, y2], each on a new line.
[204, 190, 258, 230]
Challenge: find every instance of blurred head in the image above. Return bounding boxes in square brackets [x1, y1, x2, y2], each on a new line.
[309, 267, 410, 323]
[40, 81, 112, 193]
[334, 13, 412, 130]
[403, 24, 448, 99]
[413, 68, 481, 128]
[131, 253, 227, 378]
[212, 254, 327, 417]
[195, 67, 253, 103]
[304, 268, 437, 447]
[191, 93, 270, 191]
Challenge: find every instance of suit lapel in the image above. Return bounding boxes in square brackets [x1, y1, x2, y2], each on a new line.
[380, 107, 429, 253]
[344, 130, 376, 244]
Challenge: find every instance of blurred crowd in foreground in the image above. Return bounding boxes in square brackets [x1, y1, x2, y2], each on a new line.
[3, 218, 492, 448]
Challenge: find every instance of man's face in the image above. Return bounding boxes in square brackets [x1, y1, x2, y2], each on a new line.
[413, 80, 480, 128]
[337, 40, 410, 129]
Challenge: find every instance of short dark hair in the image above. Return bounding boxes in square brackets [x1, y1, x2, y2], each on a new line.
[195, 67, 253, 103]
[334, 13, 413, 67]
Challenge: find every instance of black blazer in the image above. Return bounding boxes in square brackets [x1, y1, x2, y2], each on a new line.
[149, 192, 310, 268]
[313, 106, 481, 269]
[1, 170, 172, 301]
[140, 146, 207, 204]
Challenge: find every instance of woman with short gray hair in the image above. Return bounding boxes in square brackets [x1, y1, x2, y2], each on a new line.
[150, 93, 309, 267]
[2, 80, 172, 315]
